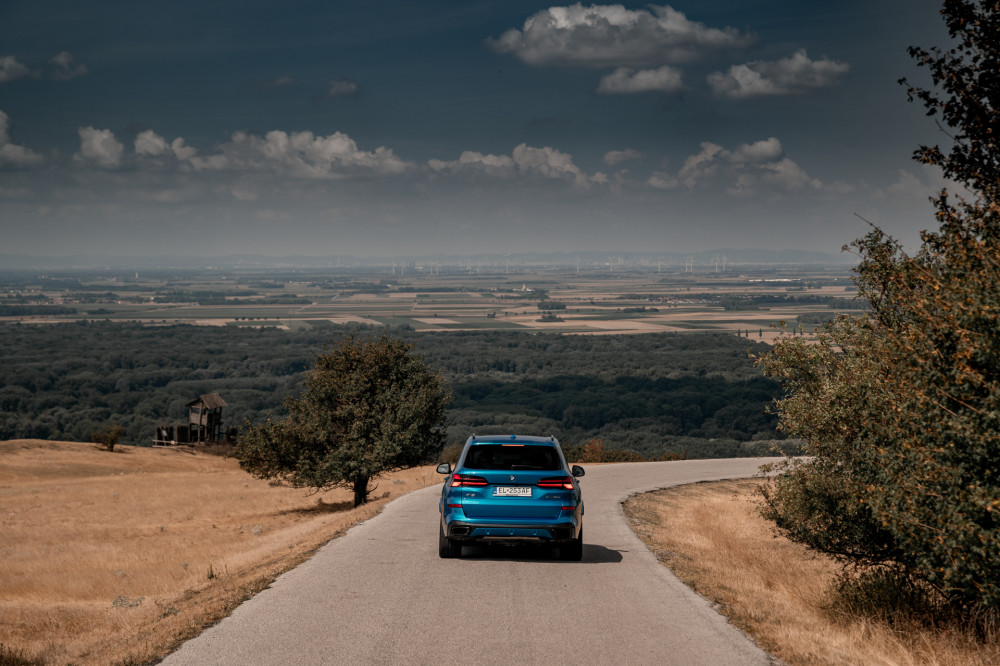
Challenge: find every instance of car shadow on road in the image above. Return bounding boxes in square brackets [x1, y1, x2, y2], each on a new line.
[455, 543, 625, 563]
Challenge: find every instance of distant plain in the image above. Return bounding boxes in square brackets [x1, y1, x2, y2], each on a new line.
[1, 262, 859, 339]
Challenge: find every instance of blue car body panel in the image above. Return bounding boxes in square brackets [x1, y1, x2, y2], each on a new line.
[438, 434, 583, 547]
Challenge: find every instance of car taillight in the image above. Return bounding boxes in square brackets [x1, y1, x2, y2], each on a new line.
[537, 476, 574, 490]
[451, 474, 488, 487]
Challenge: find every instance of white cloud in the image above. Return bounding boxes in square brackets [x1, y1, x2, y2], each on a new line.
[728, 137, 783, 163]
[596, 65, 682, 94]
[0, 110, 44, 168]
[671, 137, 822, 194]
[48, 51, 89, 81]
[75, 127, 124, 168]
[0, 56, 36, 82]
[647, 171, 679, 190]
[186, 130, 409, 178]
[678, 141, 725, 187]
[430, 143, 602, 188]
[513, 143, 588, 184]
[708, 50, 849, 98]
[325, 79, 359, 98]
[135, 130, 170, 157]
[759, 157, 821, 190]
[603, 148, 641, 165]
[134, 130, 199, 161]
[429, 151, 517, 178]
[170, 138, 197, 161]
[488, 3, 753, 68]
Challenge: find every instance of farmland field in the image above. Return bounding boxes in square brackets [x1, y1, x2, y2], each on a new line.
[1, 262, 860, 338]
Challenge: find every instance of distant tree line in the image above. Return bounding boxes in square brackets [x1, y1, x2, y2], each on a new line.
[719, 294, 867, 311]
[0, 322, 787, 459]
[0, 305, 77, 316]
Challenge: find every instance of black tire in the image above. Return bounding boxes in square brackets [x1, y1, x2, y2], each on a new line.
[438, 523, 461, 559]
[560, 528, 583, 561]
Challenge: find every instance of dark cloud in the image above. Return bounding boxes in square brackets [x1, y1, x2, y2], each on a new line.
[48, 51, 89, 81]
[0, 55, 37, 82]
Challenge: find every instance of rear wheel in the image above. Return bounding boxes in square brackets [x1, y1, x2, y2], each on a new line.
[560, 528, 583, 561]
[438, 523, 462, 558]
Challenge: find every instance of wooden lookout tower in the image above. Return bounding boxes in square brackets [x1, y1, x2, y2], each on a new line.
[186, 393, 227, 443]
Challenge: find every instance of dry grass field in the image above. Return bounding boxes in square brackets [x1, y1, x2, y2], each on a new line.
[625, 479, 1000, 666]
[0, 440, 441, 665]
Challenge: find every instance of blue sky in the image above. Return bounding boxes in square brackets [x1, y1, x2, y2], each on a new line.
[0, 1, 956, 258]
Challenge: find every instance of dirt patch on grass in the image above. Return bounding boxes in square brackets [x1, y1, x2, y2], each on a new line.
[624, 479, 1000, 666]
[0, 440, 442, 665]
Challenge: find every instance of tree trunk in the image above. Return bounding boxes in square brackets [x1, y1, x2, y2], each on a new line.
[352, 475, 370, 507]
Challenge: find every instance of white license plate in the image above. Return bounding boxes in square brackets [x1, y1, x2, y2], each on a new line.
[493, 486, 532, 497]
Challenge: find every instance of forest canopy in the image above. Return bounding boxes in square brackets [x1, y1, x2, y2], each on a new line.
[0, 322, 784, 460]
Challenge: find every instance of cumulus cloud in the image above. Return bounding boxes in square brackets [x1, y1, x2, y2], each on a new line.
[603, 148, 641, 165]
[597, 65, 682, 94]
[0, 55, 37, 82]
[74, 127, 124, 168]
[134, 130, 170, 157]
[170, 138, 197, 161]
[186, 130, 409, 178]
[671, 137, 821, 194]
[728, 137, 783, 163]
[430, 143, 602, 187]
[0, 110, 44, 168]
[48, 51, 89, 81]
[488, 3, 753, 68]
[708, 50, 848, 98]
[134, 130, 199, 161]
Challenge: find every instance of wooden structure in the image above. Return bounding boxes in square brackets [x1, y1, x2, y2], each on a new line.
[153, 393, 228, 446]
[187, 393, 227, 443]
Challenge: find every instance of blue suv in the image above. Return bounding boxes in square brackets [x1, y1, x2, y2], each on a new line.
[436, 434, 585, 560]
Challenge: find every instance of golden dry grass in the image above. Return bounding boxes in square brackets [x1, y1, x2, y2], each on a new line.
[624, 479, 1000, 666]
[0, 440, 441, 665]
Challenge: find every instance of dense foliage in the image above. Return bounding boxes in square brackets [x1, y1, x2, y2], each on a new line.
[233, 334, 451, 506]
[760, 205, 1000, 608]
[760, 0, 1000, 611]
[0, 323, 783, 459]
[900, 0, 1000, 198]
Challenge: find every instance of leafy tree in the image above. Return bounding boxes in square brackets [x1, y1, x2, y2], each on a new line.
[759, 0, 1000, 609]
[900, 0, 1000, 199]
[91, 423, 123, 452]
[233, 334, 451, 506]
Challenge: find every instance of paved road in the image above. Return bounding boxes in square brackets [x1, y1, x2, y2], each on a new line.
[164, 458, 781, 665]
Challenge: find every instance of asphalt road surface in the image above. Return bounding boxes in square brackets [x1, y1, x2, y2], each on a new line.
[164, 458, 782, 665]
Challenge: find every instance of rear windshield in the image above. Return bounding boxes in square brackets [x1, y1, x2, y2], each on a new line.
[463, 444, 562, 471]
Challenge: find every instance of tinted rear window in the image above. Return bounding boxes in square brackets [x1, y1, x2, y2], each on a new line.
[463, 444, 562, 471]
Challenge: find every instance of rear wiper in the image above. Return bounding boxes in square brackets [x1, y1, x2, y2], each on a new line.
[511, 465, 543, 470]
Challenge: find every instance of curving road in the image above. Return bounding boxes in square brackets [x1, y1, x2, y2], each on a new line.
[164, 458, 781, 665]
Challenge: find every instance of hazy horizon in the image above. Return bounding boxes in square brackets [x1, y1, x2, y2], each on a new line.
[0, 1, 955, 259]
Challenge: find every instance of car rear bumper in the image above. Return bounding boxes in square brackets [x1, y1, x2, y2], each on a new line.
[445, 520, 580, 543]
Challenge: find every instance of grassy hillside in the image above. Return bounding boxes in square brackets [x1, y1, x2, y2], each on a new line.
[626, 480, 1000, 666]
[0, 440, 439, 665]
